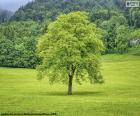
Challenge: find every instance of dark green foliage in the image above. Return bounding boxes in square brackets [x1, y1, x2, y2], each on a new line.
[100, 14, 128, 53]
[0, 21, 41, 68]
[0, 0, 140, 68]
[128, 8, 140, 28]
[0, 9, 13, 23]
[11, 0, 122, 22]
[116, 25, 130, 53]
[128, 29, 140, 55]
[11, 0, 140, 54]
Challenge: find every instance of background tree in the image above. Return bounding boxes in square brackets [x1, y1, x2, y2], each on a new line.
[129, 8, 140, 28]
[0, 21, 41, 68]
[37, 12, 104, 95]
[1, 0, 140, 68]
[116, 25, 130, 53]
[100, 14, 127, 53]
[128, 29, 140, 55]
[131, 29, 140, 39]
[0, 9, 13, 23]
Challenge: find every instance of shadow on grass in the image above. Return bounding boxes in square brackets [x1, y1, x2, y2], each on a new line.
[38, 91, 104, 96]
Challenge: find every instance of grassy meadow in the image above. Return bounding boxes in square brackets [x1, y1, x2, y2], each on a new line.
[0, 54, 140, 116]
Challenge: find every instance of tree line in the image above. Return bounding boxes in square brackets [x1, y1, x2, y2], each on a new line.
[0, 0, 140, 68]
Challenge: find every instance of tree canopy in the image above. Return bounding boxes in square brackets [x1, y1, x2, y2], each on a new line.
[0, 9, 13, 23]
[0, 21, 41, 68]
[37, 12, 104, 95]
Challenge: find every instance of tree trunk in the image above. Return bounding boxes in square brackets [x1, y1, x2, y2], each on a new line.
[67, 64, 76, 95]
[68, 74, 73, 95]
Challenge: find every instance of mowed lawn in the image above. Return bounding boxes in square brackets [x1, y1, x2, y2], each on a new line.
[0, 54, 140, 116]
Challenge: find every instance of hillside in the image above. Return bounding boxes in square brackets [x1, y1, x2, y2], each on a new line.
[0, 0, 140, 68]
[11, 0, 119, 22]
[11, 0, 140, 28]
[0, 9, 13, 23]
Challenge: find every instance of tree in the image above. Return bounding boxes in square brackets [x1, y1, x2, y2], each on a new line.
[101, 15, 127, 53]
[0, 9, 13, 23]
[130, 9, 140, 28]
[0, 21, 41, 68]
[116, 25, 130, 53]
[37, 12, 104, 95]
[131, 29, 140, 39]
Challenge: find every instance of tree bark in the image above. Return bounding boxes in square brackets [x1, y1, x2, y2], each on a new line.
[67, 64, 76, 95]
[68, 74, 73, 95]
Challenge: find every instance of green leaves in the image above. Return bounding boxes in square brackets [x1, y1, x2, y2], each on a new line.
[37, 11, 104, 84]
[0, 21, 41, 68]
[116, 25, 130, 53]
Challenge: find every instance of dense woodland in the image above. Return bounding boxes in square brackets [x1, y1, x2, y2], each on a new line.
[0, 9, 13, 23]
[0, 0, 140, 68]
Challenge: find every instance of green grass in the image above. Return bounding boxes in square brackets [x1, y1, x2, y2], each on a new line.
[0, 54, 140, 116]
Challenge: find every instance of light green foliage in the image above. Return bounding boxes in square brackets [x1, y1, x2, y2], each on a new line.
[129, 45, 140, 56]
[129, 29, 140, 55]
[0, 54, 140, 115]
[37, 12, 104, 85]
[110, 15, 127, 26]
[116, 25, 130, 53]
[131, 29, 140, 39]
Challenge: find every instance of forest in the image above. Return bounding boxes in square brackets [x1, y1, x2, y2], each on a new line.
[0, 0, 140, 68]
